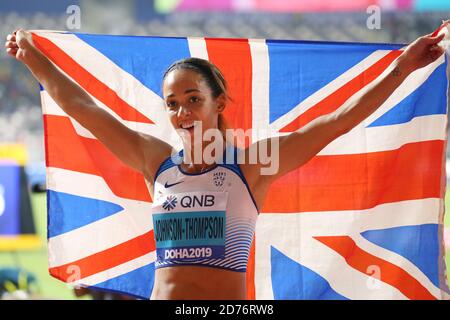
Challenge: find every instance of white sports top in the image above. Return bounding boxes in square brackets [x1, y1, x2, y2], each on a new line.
[151, 144, 259, 272]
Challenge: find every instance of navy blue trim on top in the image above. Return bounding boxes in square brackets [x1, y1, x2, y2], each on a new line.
[217, 146, 260, 214]
[176, 149, 219, 176]
[217, 166, 259, 214]
[153, 152, 181, 185]
[177, 165, 218, 176]
[154, 262, 246, 273]
[153, 145, 260, 213]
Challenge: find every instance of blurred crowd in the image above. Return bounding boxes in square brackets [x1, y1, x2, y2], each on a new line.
[0, 10, 449, 165]
[0, 7, 449, 300]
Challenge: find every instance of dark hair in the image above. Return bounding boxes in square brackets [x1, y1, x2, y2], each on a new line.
[162, 57, 232, 137]
[162, 57, 231, 101]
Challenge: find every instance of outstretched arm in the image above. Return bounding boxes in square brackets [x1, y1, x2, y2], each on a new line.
[247, 31, 446, 186]
[5, 30, 172, 180]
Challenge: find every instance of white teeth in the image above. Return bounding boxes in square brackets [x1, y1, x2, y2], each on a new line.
[181, 121, 194, 129]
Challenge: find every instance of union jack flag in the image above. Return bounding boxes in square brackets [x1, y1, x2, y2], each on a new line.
[33, 23, 450, 299]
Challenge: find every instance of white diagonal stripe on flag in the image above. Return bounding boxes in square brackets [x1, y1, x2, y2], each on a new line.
[255, 215, 409, 299]
[351, 233, 442, 299]
[47, 168, 153, 267]
[72, 252, 156, 291]
[188, 37, 209, 60]
[33, 31, 167, 125]
[41, 90, 182, 148]
[269, 50, 393, 131]
[249, 38, 270, 141]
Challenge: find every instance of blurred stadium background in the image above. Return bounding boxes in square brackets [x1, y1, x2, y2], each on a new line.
[0, 0, 449, 299]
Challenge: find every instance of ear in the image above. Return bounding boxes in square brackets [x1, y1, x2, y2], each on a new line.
[216, 93, 226, 113]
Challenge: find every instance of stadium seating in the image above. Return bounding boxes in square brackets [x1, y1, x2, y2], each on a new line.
[0, 10, 449, 165]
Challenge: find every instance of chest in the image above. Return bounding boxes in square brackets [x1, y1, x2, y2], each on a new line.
[154, 167, 233, 200]
[153, 166, 258, 217]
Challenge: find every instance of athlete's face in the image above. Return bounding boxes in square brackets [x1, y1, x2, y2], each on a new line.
[163, 69, 225, 145]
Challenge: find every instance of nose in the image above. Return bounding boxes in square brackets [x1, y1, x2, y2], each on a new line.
[177, 104, 191, 118]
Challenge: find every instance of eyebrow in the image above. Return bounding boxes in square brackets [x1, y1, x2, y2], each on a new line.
[166, 89, 201, 98]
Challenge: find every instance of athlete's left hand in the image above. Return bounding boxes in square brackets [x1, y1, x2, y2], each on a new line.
[398, 22, 448, 73]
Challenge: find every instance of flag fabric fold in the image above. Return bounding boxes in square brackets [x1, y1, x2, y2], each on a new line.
[35, 23, 450, 299]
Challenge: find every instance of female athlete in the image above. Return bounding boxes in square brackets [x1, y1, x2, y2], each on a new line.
[5, 28, 446, 299]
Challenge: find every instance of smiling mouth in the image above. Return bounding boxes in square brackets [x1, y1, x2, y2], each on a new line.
[179, 121, 195, 130]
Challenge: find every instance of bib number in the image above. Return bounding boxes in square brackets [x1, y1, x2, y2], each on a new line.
[152, 192, 227, 262]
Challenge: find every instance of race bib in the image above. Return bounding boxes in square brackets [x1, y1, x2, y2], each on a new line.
[152, 191, 227, 262]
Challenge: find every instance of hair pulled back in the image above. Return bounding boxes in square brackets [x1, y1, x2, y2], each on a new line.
[163, 58, 231, 136]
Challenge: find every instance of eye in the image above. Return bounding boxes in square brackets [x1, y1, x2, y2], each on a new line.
[189, 96, 200, 103]
[166, 100, 177, 109]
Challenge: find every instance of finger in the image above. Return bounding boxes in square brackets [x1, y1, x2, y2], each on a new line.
[5, 41, 18, 49]
[6, 47, 18, 56]
[16, 29, 33, 48]
[430, 44, 440, 50]
[430, 46, 444, 56]
[427, 33, 445, 44]
[14, 29, 33, 49]
[429, 21, 450, 37]
[430, 43, 444, 49]
[6, 34, 16, 42]
[430, 47, 444, 55]
[428, 47, 444, 60]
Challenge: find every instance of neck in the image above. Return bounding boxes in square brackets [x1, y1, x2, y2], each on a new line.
[181, 140, 228, 173]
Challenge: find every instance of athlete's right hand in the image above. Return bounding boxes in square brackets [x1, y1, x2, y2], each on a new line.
[4, 29, 34, 63]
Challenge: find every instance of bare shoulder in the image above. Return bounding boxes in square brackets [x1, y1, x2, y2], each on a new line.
[139, 132, 175, 182]
[236, 147, 272, 211]
[237, 147, 259, 187]
[237, 141, 279, 185]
